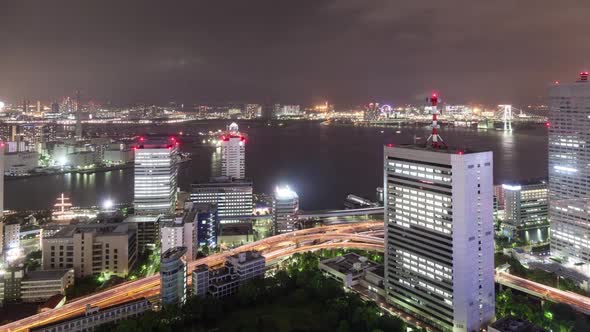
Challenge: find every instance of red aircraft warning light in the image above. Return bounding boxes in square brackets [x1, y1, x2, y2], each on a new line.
[580, 71, 589, 81]
[425, 91, 447, 149]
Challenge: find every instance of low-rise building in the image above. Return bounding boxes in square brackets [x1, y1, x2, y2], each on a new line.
[192, 251, 265, 299]
[41, 223, 138, 278]
[31, 299, 151, 332]
[192, 264, 209, 298]
[67, 151, 96, 168]
[4, 151, 39, 175]
[103, 148, 133, 165]
[488, 316, 548, 332]
[319, 253, 381, 288]
[20, 269, 74, 303]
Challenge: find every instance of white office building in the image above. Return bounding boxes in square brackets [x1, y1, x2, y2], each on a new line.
[4, 223, 20, 251]
[220, 122, 245, 179]
[160, 207, 197, 260]
[272, 186, 299, 234]
[384, 145, 495, 332]
[0, 143, 4, 218]
[134, 136, 178, 215]
[548, 72, 590, 263]
[190, 177, 253, 224]
[160, 247, 187, 306]
[502, 181, 548, 239]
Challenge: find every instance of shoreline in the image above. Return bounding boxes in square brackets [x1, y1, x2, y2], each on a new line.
[5, 163, 134, 180]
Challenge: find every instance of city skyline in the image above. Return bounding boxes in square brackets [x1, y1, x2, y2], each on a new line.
[2, 1, 590, 106]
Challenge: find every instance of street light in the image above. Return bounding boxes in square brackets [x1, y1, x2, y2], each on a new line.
[102, 199, 114, 210]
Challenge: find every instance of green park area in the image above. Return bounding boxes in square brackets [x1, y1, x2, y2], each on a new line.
[98, 252, 406, 332]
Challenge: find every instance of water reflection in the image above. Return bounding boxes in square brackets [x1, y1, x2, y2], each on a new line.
[4, 122, 549, 211]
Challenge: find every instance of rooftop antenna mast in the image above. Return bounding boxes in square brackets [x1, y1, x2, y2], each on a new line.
[426, 92, 447, 149]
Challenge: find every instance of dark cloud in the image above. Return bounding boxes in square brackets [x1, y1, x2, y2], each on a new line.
[0, 0, 589, 106]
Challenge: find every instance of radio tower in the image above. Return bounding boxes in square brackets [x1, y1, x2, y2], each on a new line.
[426, 92, 447, 148]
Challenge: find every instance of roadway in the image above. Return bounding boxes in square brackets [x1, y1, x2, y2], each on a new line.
[6, 221, 590, 331]
[2, 222, 384, 332]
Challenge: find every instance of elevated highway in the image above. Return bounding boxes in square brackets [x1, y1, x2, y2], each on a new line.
[6, 221, 590, 331]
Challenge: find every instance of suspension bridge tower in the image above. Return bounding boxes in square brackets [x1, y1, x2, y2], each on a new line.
[499, 104, 513, 131]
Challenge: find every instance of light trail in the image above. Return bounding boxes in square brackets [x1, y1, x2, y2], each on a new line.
[2, 222, 384, 332]
[6, 220, 590, 331]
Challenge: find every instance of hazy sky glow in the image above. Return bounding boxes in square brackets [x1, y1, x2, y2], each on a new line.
[1, 0, 589, 106]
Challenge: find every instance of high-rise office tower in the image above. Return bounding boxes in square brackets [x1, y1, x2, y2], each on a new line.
[220, 123, 246, 179]
[160, 247, 187, 306]
[190, 177, 252, 224]
[548, 72, 590, 262]
[384, 145, 495, 332]
[272, 186, 299, 234]
[0, 142, 4, 218]
[502, 181, 548, 240]
[75, 91, 82, 138]
[134, 136, 179, 215]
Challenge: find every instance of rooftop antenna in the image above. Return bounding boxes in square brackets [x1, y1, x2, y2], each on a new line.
[426, 92, 447, 149]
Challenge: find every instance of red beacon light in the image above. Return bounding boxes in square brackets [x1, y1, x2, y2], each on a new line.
[545, 121, 551, 128]
[139, 136, 145, 142]
[386, 143, 394, 147]
[457, 150, 464, 155]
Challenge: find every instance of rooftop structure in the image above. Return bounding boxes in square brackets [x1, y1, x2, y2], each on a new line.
[319, 253, 380, 287]
[41, 223, 138, 278]
[488, 316, 548, 332]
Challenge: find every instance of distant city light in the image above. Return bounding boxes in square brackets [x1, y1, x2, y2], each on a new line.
[57, 156, 68, 166]
[0, 101, 5, 110]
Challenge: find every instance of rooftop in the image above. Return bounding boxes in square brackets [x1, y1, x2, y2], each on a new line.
[49, 223, 134, 238]
[161, 246, 187, 262]
[192, 176, 253, 186]
[24, 269, 73, 281]
[489, 316, 547, 332]
[320, 253, 380, 275]
[275, 185, 298, 200]
[124, 215, 160, 223]
[385, 143, 488, 155]
[227, 250, 264, 264]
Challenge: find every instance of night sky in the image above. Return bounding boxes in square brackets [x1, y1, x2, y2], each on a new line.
[1, 0, 589, 106]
